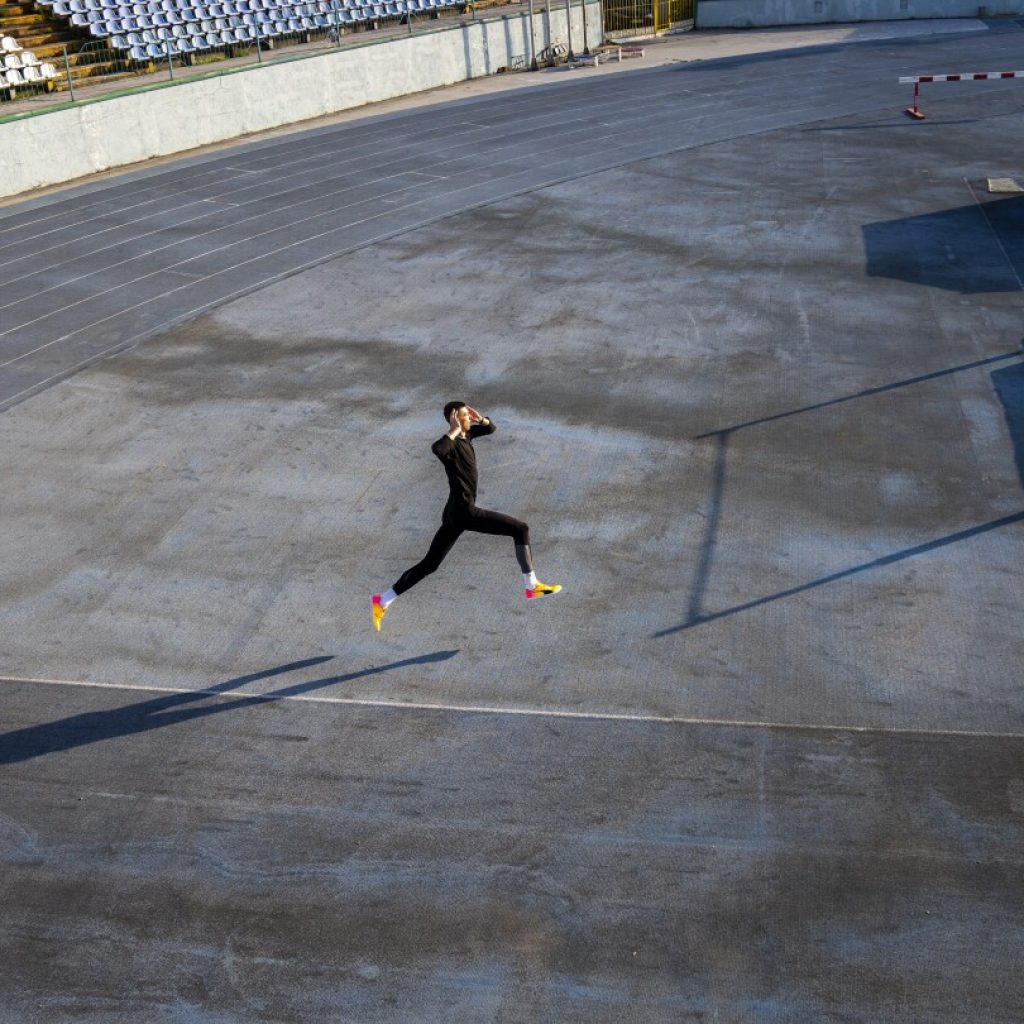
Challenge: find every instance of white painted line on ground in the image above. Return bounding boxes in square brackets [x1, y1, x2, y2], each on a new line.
[3, 673, 1023, 740]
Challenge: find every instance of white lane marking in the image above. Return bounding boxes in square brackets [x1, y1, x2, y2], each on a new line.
[2, 673, 1023, 740]
[0, 118, 501, 243]
[0, 93, 680, 279]
[0, 104, 622, 309]
[0, 93, 820, 347]
[0, 96, 859, 405]
[0, 81, 737, 267]
[0, 101, 613, 258]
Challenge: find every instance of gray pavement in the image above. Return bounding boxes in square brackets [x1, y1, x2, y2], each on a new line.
[2, 19, 1024, 1023]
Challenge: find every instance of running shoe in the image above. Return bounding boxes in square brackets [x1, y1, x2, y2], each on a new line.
[372, 595, 387, 632]
[525, 581, 561, 599]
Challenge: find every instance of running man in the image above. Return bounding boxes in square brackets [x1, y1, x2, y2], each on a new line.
[372, 401, 561, 631]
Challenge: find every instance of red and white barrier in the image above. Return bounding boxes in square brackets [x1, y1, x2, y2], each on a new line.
[899, 70, 1024, 120]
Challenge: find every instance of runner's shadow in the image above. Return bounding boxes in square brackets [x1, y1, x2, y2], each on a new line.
[0, 650, 459, 766]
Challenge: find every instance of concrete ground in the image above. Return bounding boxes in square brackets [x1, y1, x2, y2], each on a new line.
[2, 18, 1024, 1023]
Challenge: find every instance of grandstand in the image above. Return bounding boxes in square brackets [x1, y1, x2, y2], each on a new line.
[0, 0, 490, 99]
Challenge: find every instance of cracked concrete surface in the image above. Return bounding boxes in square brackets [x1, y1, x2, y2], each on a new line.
[2, 19, 1024, 1024]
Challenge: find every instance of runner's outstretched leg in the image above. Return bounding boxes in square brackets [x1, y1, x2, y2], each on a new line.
[373, 520, 462, 631]
[461, 507, 561, 600]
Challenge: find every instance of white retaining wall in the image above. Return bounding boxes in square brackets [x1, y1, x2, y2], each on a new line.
[696, 0, 1023, 28]
[0, 2, 600, 198]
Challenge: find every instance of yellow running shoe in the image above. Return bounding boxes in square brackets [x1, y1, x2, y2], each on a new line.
[525, 581, 562, 600]
[372, 595, 388, 632]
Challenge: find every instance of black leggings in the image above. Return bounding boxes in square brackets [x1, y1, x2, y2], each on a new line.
[392, 503, 531, 595]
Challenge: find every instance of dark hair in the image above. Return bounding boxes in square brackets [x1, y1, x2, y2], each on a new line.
[443, 401, 467, 421]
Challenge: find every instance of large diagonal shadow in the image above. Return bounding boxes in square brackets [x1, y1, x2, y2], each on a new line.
[660, 350, 1024, 638]
[653, 511, 1024, 638]
[0, 650, 458, 765]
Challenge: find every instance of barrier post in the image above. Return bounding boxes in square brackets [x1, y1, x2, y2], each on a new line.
[900, 71, 1024, 121]
[164, 36, 173, 80]
[62, 44, 75, 101]
[581, 0, 589, 54]
[565, 0, 573, 59]
[905, 80, 924, 119]
[253, 16, 263, 61]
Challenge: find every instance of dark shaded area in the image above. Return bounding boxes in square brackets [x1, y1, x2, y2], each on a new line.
[863, 195, 1024, 294]
[992, 361, 1024, 487]
[0, 650, 458, 765]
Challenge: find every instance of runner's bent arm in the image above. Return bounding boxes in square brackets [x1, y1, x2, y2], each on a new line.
[468, 417, 495, 439]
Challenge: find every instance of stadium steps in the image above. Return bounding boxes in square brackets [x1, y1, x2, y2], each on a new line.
[0, 1, 131, 87]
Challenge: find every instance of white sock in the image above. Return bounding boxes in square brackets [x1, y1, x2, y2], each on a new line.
[523, 572, 538, 589]
[380, 588, 398, 608]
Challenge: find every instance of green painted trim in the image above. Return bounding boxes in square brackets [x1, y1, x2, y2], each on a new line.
[0, 1, 601, 126]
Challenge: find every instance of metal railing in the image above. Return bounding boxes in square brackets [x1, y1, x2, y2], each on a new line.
[603, 0, 692, 37]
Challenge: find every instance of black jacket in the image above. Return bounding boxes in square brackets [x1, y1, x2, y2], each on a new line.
[431, 420, 496, 506]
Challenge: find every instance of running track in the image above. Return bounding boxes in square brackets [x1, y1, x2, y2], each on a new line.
[1, 23, 1022, 411]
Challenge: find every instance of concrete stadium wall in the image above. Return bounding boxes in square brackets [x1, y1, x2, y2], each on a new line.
[0, 2, 600, 198]
[696, 0, 1024, 28]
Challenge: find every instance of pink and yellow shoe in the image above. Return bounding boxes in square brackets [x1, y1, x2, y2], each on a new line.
[372, 595, 388, 632]
[525, 581, 562, 600]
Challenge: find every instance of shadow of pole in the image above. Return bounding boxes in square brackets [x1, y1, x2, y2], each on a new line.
[694, 351, 1020, 441]
[658, 347, 1024, 639]
[653, 512, 1024, 638]
[0, 650, 459, 765]
[687, 430, 729, 625]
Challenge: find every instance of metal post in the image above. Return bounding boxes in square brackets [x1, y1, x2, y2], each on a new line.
[253, 15, 263, 61]
[565, 0, 573, 60]
[407, 2, 413, 34]
[331, 0, 342, 45]
[528, 0, 537, 70]
[581, 0, 589, 53]
[62, 44, 75, 101]
[164, 36, 173, 80]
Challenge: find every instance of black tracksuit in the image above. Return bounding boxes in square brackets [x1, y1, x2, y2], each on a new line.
[392, 419, 532, 595]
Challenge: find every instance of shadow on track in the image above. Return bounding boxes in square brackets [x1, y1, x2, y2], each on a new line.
[863, 195, 1024, 294]
[0, 650, 459, 765]
[658, 349, 1024, 638]
[653, 511, 1024, 638]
